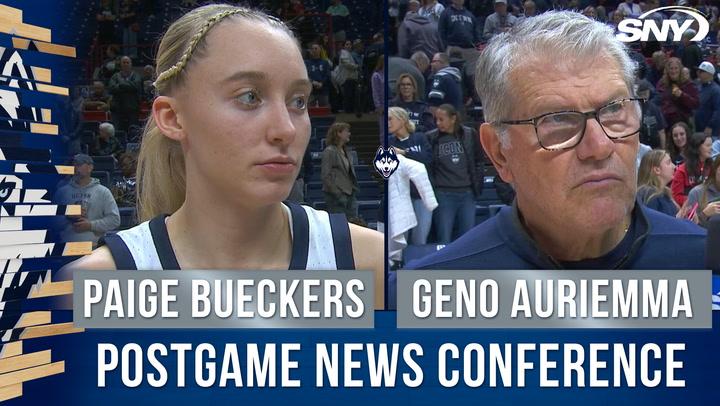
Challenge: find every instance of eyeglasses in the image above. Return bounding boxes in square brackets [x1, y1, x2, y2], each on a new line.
[399, 82, 414, 87]
[497, 98, 644, 151]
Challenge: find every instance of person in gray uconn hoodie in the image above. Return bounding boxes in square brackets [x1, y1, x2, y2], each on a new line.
[397, 12, 443, 60]
[54, 154, 120, 247]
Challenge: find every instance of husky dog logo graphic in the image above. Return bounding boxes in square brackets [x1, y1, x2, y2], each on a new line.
[373, 146, 399, 179]
[0, 179, 16, 203]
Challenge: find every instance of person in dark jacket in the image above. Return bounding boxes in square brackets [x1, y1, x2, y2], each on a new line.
[428, 52, 463, 112]
[438, 0, 481, 49]
[637, 81, 667, 149]
[305, 43, 332, 106]
[397, 11, 443, 60]
[426, 103, 484, 243]
[677, 29, 703, 80]
[695, 61, 720, 139]
[390, 73, 435, 132]
[108, 56, 142, 133]
[406, 11, 706, 271]
[389, 106, 434, 244]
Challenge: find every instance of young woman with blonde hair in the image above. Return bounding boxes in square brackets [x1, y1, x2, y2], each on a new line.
[68, 4, 384, 308]
[636, 149, 679, 217]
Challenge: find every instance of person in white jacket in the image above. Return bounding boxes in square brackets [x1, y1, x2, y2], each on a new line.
[388, 151, 438, 265]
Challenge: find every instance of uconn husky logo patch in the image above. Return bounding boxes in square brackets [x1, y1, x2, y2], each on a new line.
[373, 147, 399, 179]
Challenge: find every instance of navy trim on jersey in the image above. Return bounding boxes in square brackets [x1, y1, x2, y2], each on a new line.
[328, 213, 355, 269]
[101, 234, 138, 270]
[105, 206, 356, 270]
[148, 215, 181, 269]
[287, 202, 310, 270]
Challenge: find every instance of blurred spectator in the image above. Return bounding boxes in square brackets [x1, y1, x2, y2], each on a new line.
[419, 0, 445, 23]
[428, 52, 463, 113]
[646, 50, 666, 87]
[638, 81, 667, 149]
[287, 148, 314, 204]
[637, 150, 679, 217]
[388, 106, 433, 245]
[484, 0, 518, 40]
[439, 0, 481, 55]
[91, 122, 122, 157]
[581, 6, 596, 19]
[668, 121, 690, 165]
[306, 43, 332, 106]
[83, 81, 111, 111]
[119, 0, 140, 58]
[108, 56, 142, 133]
[321, 122, 359, 218]
[426, 104, 484, 243]
[326, 0, 350, 42]
[518, 1, 538, 21]
[608, 9, 625, 34]
[407, 0, 420, 14]
[686, 156, 720, 227]
[63, 88, 84, 155]
[657, 57, 699, 128]
[371, 56, 386, 143]
[315, 34, 335, 62]
[696, 0, 719, 27]
[391, 73, 435, 132]
[617, 0, 641, 18]
[335, 40, 360, 113]
[677, 29, 703, 80]
[54, 154, 120, 247]
[96, 0, 117, 46]
[397, 10, 443, 60]
[141, 65, 155, 103]
[388, 53, 428, 101]
[112, 152, 137, 207]
[672, 132, 713, 206]
[695, 61, 720, 139]
[94, 45, 120, 82]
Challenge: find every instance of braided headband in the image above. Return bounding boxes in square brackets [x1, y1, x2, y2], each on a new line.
[153, 8, 267, 88]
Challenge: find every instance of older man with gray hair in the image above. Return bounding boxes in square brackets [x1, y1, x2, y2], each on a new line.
[408, 11, 706, 270]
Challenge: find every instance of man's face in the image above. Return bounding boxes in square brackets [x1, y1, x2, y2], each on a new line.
[430, 54, 444, 73]
[524, 2, 536, 16]
[495, 2, 507, 15]
[310, 44, 321, 58]
[698, 70, 713, 83]
[92, 82, 104, 95]
[494, 55, 638, 235]
[452, 0, 464, 8]
[120, 57, 132, 73]
[75, 163, 93, 178]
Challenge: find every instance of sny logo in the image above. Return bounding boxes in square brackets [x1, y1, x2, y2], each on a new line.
[373, 146, 399, 179]
[616, 6, 709, 43]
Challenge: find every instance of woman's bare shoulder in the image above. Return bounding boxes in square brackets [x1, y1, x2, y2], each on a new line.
[348, 224, 383, 269]
[63, 246, 118, 272]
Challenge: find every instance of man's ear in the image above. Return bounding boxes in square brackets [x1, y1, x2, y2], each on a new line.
[152, 96, 185, 141]
[479, 122, 514, 184]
